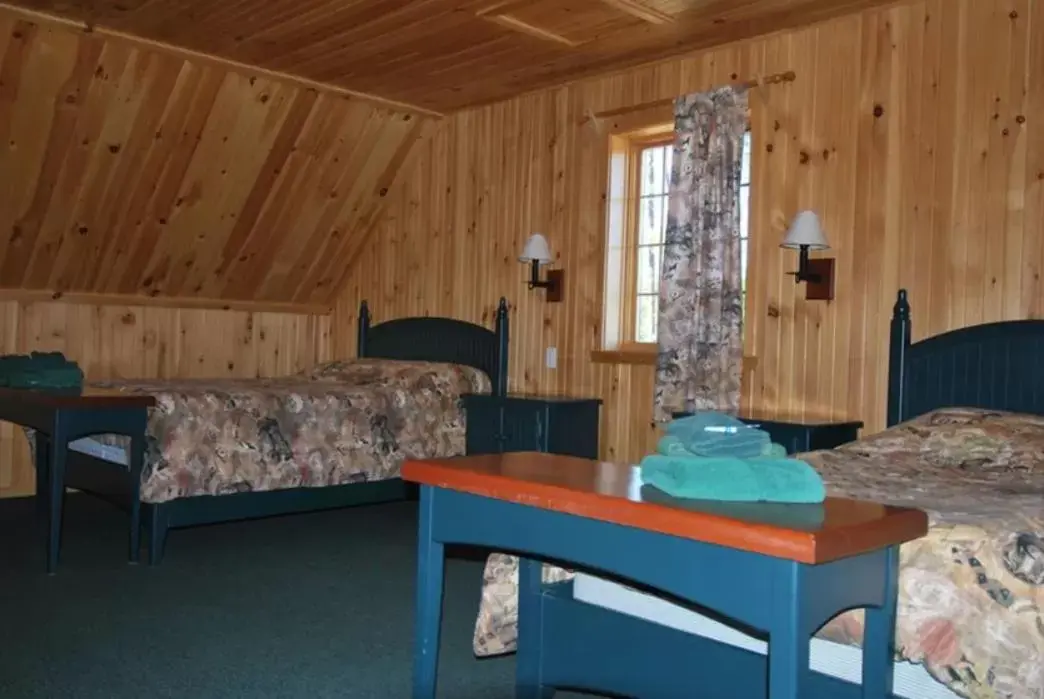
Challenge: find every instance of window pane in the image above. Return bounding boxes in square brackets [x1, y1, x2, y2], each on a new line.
[638, 195, 665, 245]
[636, 244, 662, 294]
[662, 144, 673, 193]
[741, 132, 751, 186]
[740, 238, 749, 288]
[636, 294, 659, 344]
[738, 184, 749, 241]
[641, 146, 666, 197]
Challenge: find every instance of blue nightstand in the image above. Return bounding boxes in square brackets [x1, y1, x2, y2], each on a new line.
[461, 393, 601, 459]
[740, 411, 863, 454]
[672, 410, 863, 455]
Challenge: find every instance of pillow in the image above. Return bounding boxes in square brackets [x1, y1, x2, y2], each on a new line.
[840, 407, 1044, 472]
[305, 358, 398, 383]
[302, 358, 491, 396]
[305, 358, 460, 385]
[918, 408, 1044, 472]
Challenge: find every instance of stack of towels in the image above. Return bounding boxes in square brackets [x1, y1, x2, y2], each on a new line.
[640, 412, 826, 504]
[0, 351, 84, 392]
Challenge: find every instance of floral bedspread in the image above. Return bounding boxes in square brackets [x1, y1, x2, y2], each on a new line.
[472, 407, 1044, 699]
[26, 359, 490, 504]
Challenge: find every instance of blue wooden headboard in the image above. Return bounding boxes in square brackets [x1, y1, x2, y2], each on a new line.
[355, 299, 510, 397]
[886, 289, 1044, 426]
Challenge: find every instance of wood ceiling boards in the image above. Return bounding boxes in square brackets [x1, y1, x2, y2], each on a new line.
[3, 0, 905, 114]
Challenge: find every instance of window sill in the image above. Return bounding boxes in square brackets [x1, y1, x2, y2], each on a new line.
[591, 345, 658, 366]
[591, 348, 761, 373]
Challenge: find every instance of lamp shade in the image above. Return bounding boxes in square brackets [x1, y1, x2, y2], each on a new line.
[519, 233, 553, 264]
[781, 211, 830, 250]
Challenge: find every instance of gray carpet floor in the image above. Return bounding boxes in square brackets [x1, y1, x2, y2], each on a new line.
[0, 494, 594, 699]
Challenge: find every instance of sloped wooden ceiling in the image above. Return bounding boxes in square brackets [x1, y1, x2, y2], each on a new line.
[3, 0, 904, 113]
[0, 11, 431, 311]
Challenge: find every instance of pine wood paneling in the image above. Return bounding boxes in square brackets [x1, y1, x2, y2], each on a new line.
[0, 300, 331, 497]
[334, 0, 1044, 464]
[0, 11, 430, 309]
[0, 0, 902, 113]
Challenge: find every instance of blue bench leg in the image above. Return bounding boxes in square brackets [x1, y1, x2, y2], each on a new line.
[861, 545, 899, 698]
[33, 431, 49, 522]
[769, 562, 809, 699]
[128, 433, 145, 565]
[413, 486, 445, 699]
[516, 557, 553, 699]
[46, 422, 68, 575]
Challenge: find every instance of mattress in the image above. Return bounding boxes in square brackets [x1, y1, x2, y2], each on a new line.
[26, 358, 491, 504]
[472, 407, 1044, 699]
[572, 572, 960, 699]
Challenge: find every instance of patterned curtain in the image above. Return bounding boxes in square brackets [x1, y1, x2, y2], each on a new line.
[653, 86, 749, 423]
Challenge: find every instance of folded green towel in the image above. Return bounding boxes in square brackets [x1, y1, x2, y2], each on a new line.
[657, 435, 788, 460]
[0, 351, 83, 391]
[665, 412, 770, 458]
[657, 435, 694, 457]
[761, 443, 788, 459]
[639, 484, 826, 530]
[639, 453, 826, 504]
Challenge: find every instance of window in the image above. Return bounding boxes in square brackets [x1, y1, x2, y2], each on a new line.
[601, 122, 752, 357]
[739, 130, 751, 312]
[633, 140, 672, 343]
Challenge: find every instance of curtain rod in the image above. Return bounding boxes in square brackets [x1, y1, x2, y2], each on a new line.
[739, 69, 797, 90]
[593, 70, 797, 119]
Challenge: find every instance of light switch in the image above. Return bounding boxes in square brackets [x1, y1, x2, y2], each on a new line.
[545, 346, 557, 369]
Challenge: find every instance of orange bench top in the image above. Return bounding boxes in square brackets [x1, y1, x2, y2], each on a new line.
[402, 452, 928, 564]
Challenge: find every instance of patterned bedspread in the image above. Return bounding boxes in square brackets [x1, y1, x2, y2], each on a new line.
[472, 407, 1044, 699]
[27, 359, 490, 504]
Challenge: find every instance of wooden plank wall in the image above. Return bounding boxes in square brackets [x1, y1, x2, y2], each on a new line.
[0, 9, 430, 309]
[0, 301, 331, 497]
[334, 0, 1044, 464]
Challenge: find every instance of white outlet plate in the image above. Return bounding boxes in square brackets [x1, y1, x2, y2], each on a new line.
[546, 346, 557, 369]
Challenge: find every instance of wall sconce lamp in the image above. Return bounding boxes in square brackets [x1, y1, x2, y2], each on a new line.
[781, 211, 835, 301]
[519, 233, 563, 303]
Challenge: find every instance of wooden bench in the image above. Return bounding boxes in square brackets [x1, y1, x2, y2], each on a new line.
[403, 451, 928, 699]
[0, 387, 153, 574]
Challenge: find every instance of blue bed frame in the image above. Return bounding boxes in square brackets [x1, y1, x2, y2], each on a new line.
[887, 288, 1044, 425]
[515, 288, 1044, 699]
[63, 299, 510, 566]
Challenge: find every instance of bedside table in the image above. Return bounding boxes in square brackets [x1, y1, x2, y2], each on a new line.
[671, 410, 863, 455]
[461, 393, 602, 459]
[739, 410, 863, 454]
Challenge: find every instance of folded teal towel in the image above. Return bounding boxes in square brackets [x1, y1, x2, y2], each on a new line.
[657, 435, 694, 457]
[657, 435, 787, 460]
[0, 351, 83, 391]
[665, 412, 769, 458]
[639, 453, 826, 504]
[639, 484, 826, 529]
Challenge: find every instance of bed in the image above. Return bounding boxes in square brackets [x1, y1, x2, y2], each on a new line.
[472, 289, 1044, 699]
[28, 299, 510, 565]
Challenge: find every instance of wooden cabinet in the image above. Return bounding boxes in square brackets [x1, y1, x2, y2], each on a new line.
[462, 394, 602, 459]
